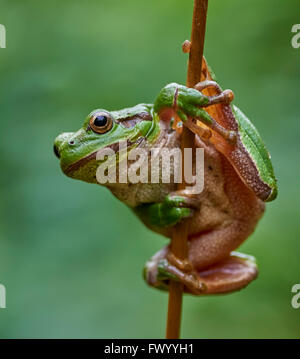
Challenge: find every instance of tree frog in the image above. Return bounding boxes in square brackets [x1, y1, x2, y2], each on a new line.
[54, 63, 277, 295]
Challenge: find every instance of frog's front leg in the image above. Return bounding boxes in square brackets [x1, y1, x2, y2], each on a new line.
[134, 194, 197, 229]
[154, 82, 236, 143]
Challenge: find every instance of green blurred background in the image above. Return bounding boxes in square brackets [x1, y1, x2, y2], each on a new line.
[0, 0, 299, 338]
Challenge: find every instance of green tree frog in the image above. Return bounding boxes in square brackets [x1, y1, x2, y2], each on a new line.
[54, 64, 277, 295]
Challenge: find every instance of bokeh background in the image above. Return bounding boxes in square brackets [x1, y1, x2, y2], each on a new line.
[0, 0, 299, 338]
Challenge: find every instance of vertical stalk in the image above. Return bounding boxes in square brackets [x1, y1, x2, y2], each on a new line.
[166, 0, 208, 339]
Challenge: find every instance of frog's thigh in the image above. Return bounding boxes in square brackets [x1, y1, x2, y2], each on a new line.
[188, 220, 251, 269]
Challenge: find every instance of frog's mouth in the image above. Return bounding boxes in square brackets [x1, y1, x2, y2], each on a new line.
[64, 137, 145, 178]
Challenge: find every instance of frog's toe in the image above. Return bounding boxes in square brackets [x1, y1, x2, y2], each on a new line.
[166, 192, 199, 209]
[143, 246, 170, 290]
[159, 195, 193, 226]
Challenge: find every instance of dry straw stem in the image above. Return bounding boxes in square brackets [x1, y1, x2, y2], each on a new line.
[166, 0, 208, 339]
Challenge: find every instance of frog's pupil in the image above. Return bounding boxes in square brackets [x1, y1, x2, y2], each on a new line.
[94, 115, 107, 127]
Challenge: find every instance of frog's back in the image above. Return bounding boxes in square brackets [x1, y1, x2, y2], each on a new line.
[232, 105, 277, 202]
[200, 58, 277, 202]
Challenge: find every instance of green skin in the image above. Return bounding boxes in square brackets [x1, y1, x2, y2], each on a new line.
[54, 81, 277, 294]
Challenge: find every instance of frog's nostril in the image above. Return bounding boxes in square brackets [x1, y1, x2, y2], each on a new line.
[53, 145, 60, 159]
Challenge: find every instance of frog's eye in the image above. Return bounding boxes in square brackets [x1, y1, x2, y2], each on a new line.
[89, 112, 113, 134]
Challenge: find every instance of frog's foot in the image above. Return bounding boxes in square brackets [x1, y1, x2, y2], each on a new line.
[135, 194, 196, 229]
[144, 248, 258, 295]
[144, 246, 206, 295]
[174, 84, 237, 144]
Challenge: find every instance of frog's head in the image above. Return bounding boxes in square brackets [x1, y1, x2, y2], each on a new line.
[54, 104, 159, 183]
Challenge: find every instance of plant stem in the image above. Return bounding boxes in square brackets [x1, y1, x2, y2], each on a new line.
[165, 0, 208, 339]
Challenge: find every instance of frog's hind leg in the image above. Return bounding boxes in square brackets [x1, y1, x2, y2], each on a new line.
[144, 212, 260, 295]
[187, 223, 259, 294]
[183, 157, 264, 294]
[144, 195, 262, 295]
[144, 246, 258, 295]
[144, 158, 264, 295]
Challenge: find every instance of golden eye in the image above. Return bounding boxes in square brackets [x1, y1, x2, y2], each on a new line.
[89, 112, 113, 134]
